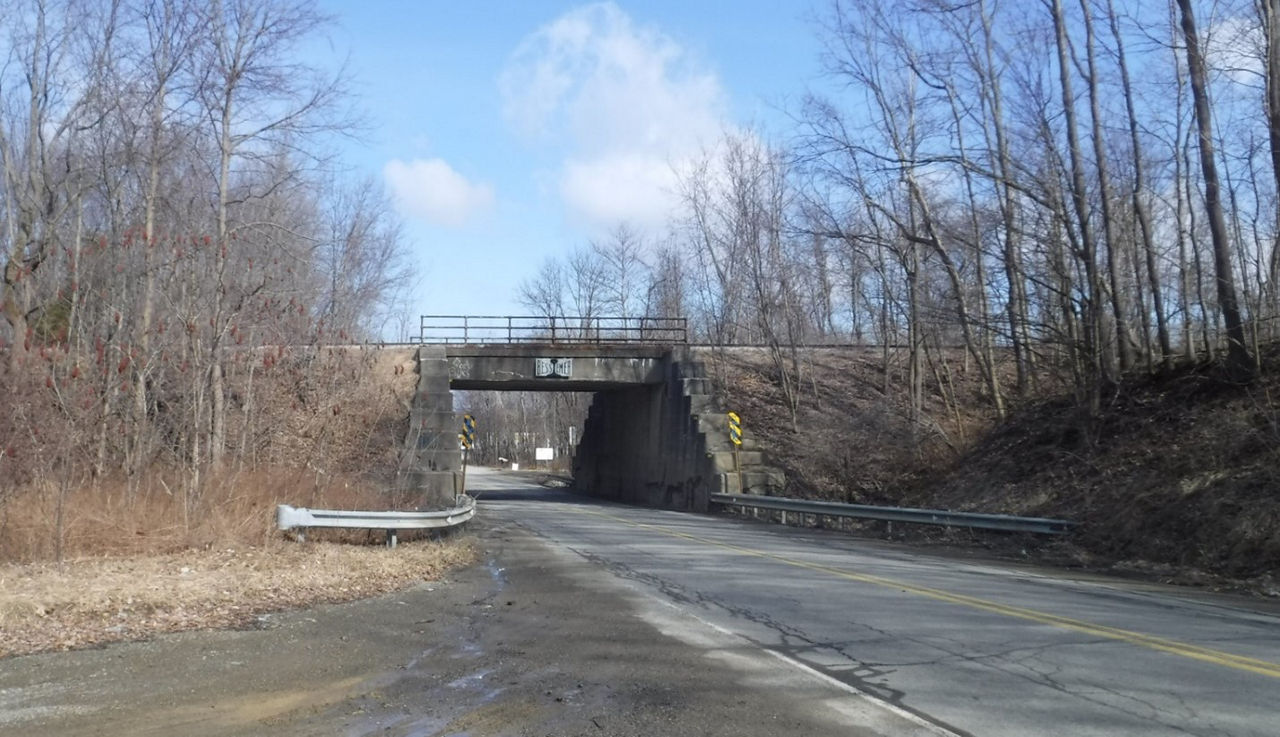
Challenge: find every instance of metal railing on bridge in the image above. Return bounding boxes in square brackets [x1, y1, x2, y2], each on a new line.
[417, 315, 688, 345]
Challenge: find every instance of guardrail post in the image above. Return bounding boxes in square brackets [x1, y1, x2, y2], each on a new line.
[387, 529, 398, 548]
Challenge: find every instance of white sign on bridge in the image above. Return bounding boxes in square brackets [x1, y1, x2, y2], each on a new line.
[535, 358, 573, 378]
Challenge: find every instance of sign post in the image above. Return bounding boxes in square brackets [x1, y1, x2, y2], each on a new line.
[728, 412, 743, 494]
[460, 414, 477, 497]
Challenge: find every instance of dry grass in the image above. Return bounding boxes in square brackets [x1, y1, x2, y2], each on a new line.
[0, 466, 419, 563]
[0, 536, 476, 658]
[0, 345, 421, 564]
[0, 346, 479, 659]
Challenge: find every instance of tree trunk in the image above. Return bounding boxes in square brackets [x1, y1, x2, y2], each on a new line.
[1051, 0, 1105, 406]
[1109, 0, 1172, 369]
[980, 0, 1031, 394]
[1080, 0, 1135, 372]
[1176, 0, 1254, 376]
[209, 81, 234, 468]
[1261, 0, 1280, 312]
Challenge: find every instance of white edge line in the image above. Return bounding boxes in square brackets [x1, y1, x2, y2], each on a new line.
[499, 491, 963, 736]
[646, 595, 962, 737]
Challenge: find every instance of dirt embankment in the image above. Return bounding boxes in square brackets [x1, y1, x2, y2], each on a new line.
[709, 345, 1280, 593]
[705, 347, 997, 503]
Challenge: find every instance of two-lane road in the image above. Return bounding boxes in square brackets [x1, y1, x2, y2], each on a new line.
[474, 468, 1280, 737]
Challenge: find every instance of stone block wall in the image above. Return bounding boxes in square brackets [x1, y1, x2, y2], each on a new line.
[572, 349, 784, 510]
[397, 346, 464, 509]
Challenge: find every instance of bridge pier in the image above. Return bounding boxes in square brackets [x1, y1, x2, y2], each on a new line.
[398, 346, 464, 508]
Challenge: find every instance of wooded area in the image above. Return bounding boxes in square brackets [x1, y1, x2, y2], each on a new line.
[520, 0, 1280, 426]
[0, 0, 412, 559]
[7, 0, 1280, 559]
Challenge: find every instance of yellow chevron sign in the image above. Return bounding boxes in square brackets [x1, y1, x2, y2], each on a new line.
[728, 412, 742, 446]
[461, 414, 477, 449]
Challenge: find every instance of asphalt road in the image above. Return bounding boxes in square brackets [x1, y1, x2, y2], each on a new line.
[473, 469, 1280, 737]
[5, 467, 1278, 736]
[2, 468, 946, 737]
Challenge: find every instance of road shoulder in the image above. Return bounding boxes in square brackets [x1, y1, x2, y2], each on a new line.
[1, 518, 949, 737]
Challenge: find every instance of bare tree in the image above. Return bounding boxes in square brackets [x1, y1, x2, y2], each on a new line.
[518, 257, 566, 318]
[1049, 0, 1107, 402]
[1079, 0, 1135, 372]
[1175, 0, 1254, 375]
[1105, 0, 1173, 369]
[592, 222, 648, 319]
[644, 242, 686, 320]
[317, 175, 411, 339]
[0, 0, 87, 367]
[193, 0, 349, 466]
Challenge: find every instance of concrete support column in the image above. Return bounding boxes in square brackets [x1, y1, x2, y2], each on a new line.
[399, 346, 463, 508]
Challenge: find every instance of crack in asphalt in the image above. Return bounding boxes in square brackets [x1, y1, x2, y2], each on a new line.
[502, 506, 1264, 737]
[561, 542, 974, 734]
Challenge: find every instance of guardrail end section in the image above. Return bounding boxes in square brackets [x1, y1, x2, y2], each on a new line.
[276, 504, 309, 530]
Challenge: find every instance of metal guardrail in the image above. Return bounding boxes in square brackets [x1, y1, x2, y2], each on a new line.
[418, 315, 688, 344]
[710, 494, 1077, 535]
[276, 495, 475, 547]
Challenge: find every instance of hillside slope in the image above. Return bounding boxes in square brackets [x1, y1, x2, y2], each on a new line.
[705, 345, 1280, 589]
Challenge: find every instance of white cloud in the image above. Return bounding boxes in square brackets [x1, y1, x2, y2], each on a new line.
[499, 2, 728, 231]
[383, 158, 494, 227]
[561, 153, 679, 226]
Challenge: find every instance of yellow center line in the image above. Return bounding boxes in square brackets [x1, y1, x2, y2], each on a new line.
[579, 508, 1280, 680]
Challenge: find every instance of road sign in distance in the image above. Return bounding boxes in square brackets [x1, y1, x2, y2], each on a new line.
[462, 414, 477, 447]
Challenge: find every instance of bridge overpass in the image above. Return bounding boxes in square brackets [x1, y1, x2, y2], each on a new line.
[401, 316, 784, 509]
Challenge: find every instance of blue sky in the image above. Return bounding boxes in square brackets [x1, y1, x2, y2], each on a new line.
[314, 1, 825, 336]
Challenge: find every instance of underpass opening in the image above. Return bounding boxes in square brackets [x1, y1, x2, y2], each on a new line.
[454, 388, 592, 474]
[445, 343, 671, 481]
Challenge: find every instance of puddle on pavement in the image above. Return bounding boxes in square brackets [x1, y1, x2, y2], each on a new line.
[223, 676, 367, 723]
[485, 561, 508, 586]
[402, 645, 439, 672]
[451, 638, 484, 659]
[344, 712, 413, 737]
[446, 668, 494, 689]
[401, 715, 453, 737]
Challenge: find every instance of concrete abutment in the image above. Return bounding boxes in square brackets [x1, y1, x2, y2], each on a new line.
[398, 345, 784, 510]
[397, 345, 465, 508]
[571, 350, 784, 510]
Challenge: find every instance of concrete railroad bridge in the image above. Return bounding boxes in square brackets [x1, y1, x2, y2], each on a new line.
[402, 316, 784, 509]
